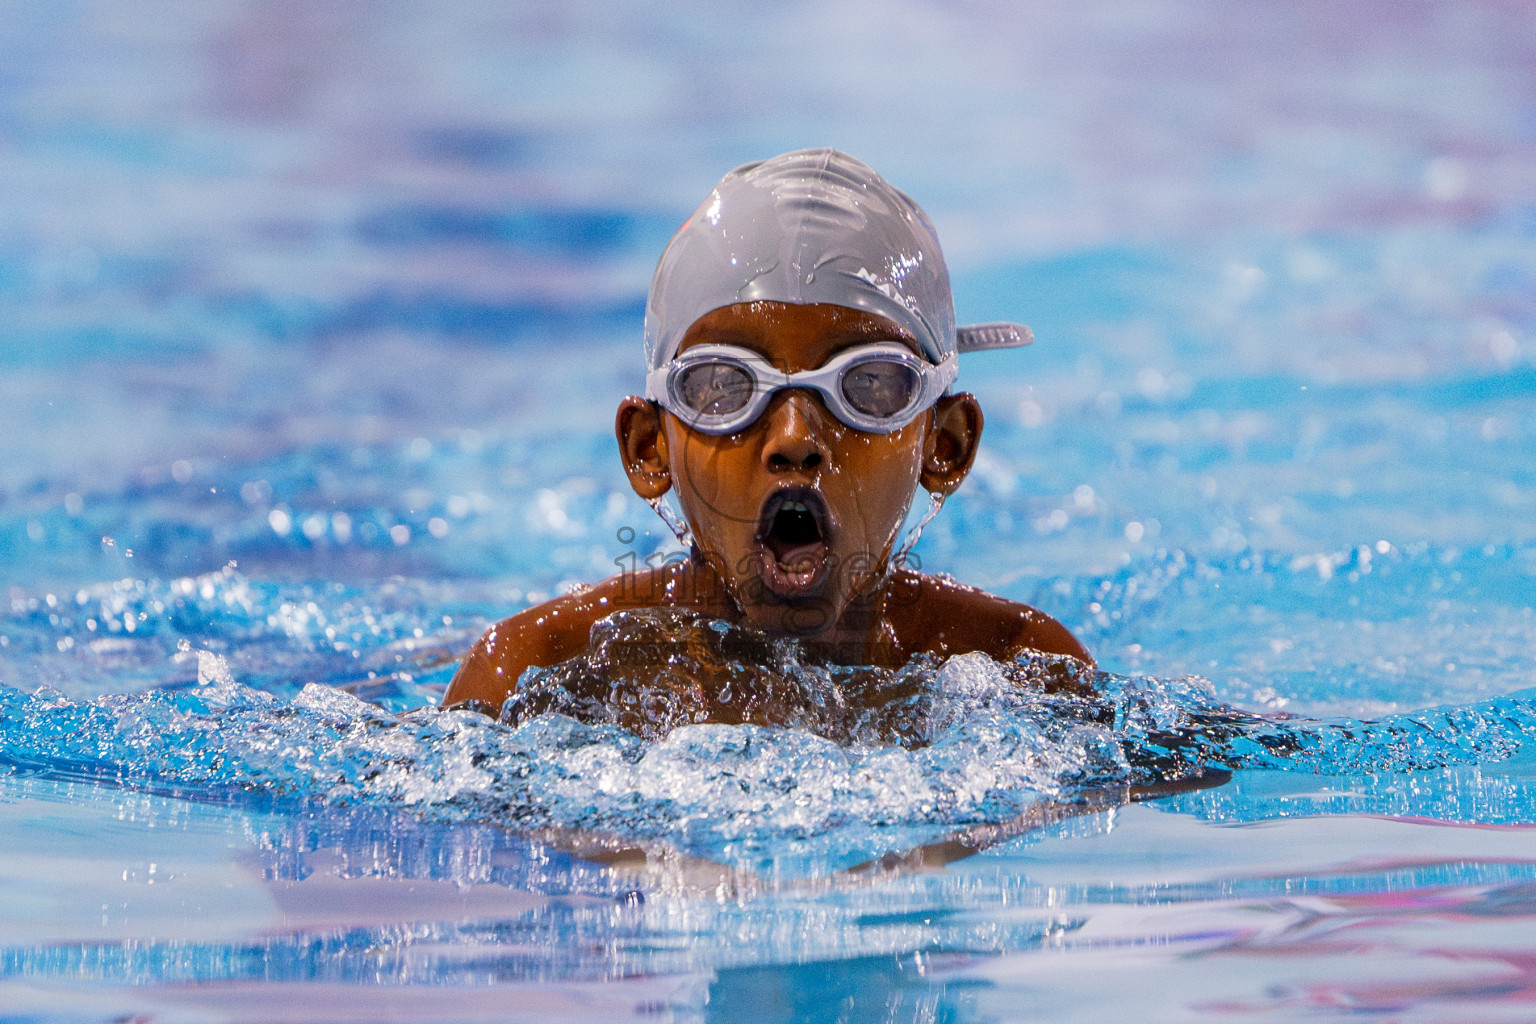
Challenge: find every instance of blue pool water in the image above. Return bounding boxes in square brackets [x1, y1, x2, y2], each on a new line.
[4, 2, 1536, 1020]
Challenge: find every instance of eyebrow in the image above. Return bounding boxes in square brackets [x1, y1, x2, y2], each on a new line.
[685, 327, 762, 347]
[679, 318, 919, 355]
[836, 325, 913, 342]
[826, 324, 920, 352]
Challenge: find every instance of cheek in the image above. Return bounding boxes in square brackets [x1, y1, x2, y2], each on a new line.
[828, 429, 926, 547]
[665, 426, 758, 542]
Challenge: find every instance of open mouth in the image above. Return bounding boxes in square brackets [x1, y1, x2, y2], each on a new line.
[754, 487, 833, 598]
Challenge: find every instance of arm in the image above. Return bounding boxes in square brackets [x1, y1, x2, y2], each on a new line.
[886, 570, 1094, 667]
[1002, 602, 1094, 667]
[442, 576, 633, 714]
[443, 609, 569, 714]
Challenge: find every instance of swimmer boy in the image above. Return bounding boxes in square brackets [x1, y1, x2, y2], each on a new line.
[445, 149, 1091, 717]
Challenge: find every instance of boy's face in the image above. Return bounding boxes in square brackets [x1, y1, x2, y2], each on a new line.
[652, 301, 943, 638]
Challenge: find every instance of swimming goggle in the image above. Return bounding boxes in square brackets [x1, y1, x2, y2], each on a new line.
[645, 343, 958, 435]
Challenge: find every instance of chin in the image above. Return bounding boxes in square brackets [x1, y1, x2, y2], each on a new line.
[732, 577, 842, 638]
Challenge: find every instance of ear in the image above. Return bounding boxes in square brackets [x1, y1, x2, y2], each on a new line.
[920, 392, 983, 495]
[615, 397, 673, 499]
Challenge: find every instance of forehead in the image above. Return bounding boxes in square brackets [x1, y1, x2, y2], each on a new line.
[677, 301, 920, 370]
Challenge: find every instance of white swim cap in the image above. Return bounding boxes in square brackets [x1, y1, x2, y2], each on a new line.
[644, 148, 1031, 371]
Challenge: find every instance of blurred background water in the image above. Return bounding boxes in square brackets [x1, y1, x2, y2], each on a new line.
[2, 1, 1536, 1021]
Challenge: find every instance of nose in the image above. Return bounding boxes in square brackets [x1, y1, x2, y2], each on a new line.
[760, 390, 828, 473]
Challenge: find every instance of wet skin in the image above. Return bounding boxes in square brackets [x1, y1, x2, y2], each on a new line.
[443, 301, 1092, 717]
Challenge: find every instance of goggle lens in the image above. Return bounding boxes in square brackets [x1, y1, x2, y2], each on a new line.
[841, 360, 921, 418]
[677, 362, 754, 415]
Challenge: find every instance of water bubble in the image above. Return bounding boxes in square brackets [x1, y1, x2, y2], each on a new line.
[241, 480, 272, 506]
[1224, 262, 1268, 302]
[1425, 156, 1468, 201]
[1135, 368, 1168, 401]
[302, 514, 328, 541]
[1490, 331, 1520, 366]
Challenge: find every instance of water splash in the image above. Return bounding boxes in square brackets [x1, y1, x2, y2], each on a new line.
[646, 494, 695, 551]
[892, 489, 944, 570]
[2, 610, 1533, 873]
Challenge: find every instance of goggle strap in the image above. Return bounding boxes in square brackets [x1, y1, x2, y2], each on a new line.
[956, 322, 1033, 353]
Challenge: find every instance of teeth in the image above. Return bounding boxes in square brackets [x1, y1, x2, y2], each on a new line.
[775, 497, 811, 513]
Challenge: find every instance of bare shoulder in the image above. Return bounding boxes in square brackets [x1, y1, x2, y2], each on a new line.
[442, 571, 650, 712]
[886, 570, 1093, 666]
